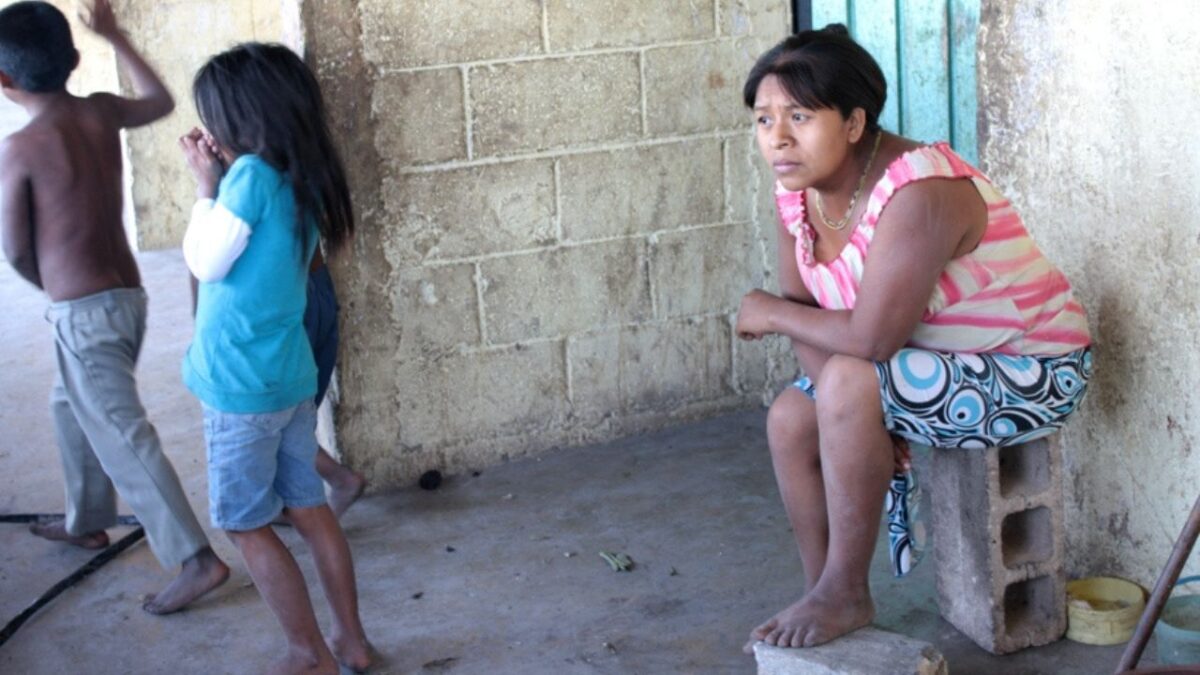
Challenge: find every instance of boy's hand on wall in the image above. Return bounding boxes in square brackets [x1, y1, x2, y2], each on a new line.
[78, 0, 121, 39]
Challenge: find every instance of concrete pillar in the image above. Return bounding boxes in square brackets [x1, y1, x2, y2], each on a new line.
[927, 436, 1067, 654]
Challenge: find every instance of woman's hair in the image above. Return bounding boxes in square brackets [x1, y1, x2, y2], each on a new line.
[742, 24, 887, 133]
[193, 43, 353, 254]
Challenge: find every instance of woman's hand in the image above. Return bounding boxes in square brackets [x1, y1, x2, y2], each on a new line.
[736, 289, 782, 340]
[179, 128, 224, 199]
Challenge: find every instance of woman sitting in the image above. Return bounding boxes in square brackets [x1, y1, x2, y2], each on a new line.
[736, 25, 1092, 650]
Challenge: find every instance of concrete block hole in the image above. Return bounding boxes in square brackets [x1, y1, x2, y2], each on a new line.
[1003, 575, 1059, 636]
[1001, 506, 1053, 568]
[998, 438, 1051, 500]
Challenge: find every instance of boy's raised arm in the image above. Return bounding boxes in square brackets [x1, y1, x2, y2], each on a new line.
[0, 143, 40, 289]
[81, 0, 173, 128]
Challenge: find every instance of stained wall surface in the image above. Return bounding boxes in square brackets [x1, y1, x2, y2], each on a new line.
[978, 0, 1200, 583]
[300, 1, 793, 485]
[111, 0, 292, 250]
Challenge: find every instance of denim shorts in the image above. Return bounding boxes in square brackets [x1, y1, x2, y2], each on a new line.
[202, 400, 326, 531]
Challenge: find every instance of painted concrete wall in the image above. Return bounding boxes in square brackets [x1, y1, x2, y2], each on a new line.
[979, 0, 1200, 584]
[108, 0, 292, 250]
[301, 1, 793, 486]
[0, 0, 289, 250]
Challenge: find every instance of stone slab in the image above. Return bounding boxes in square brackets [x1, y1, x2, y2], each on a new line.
[753, 627, 948, 675]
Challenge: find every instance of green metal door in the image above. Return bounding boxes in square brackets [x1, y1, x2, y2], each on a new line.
[802, 0, 980, 164]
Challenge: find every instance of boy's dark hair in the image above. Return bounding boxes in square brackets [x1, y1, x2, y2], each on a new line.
[193, 43, 353, 254]
[743, 24, 886, 133]
[0, 1, 77, 93]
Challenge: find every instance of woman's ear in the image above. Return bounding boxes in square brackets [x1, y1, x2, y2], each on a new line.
[0, 70, 14, 89]
[848, 108, 867, 143]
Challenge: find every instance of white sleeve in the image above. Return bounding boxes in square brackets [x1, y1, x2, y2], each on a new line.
[182, 199, 252, 283]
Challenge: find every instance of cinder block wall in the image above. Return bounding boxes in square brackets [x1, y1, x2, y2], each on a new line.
[978, 0, 1200, 585]
[302, 1, 793, 486]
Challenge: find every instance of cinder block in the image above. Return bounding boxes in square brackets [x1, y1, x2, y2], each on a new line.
[650, 223, 762, 318]
[380, 160, 556, 263]
[470, 54, 641, 156]
[390, 263, 481, 350]
[559, 139, 725, 241]
[567, 318, 734, 414]
[373, 69, 466, 166]
[927, 436, 1066, 654]
[724, 134, 780, 225]
[720, 0, 791, 38]
[566, 332, 622, 416]
[359, 0, 543, 69]
[546, 0, 716, 51]
[617, 317, 733, 409]
[753, 627, 948, 675]
[733, 330, 793, 399]
[394, 339, 570, 448]
[480, 239, 652, 343]
[644, 39, 764, 136]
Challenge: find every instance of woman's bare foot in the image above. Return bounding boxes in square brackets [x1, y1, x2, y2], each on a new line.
[29, 520, 109, 549]
[744, 584, 875, 652]
[331, 634, 372, 673]
[142, 546, 230, 614]
[326, 468, 366, 519]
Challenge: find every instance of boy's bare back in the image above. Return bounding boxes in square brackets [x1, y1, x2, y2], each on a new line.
[2, 95, 138, 301]
[0, 0, 173, 301]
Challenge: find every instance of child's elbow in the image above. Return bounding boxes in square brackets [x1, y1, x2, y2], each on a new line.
[188, 261, 227, 284]
[183, 252, 226, 284]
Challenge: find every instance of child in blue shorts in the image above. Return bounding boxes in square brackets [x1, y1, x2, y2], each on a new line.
[179, 43, 371, 673]
[304, 248, 366, 518]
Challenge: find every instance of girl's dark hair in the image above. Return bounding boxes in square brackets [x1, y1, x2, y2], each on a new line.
[193, 43, 353, 254]
[742, 24, 887, 133]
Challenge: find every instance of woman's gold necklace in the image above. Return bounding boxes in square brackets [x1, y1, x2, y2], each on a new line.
[814, 131, 883, 231]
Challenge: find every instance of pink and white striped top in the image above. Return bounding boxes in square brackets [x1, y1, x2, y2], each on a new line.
[777, 142, 1090, 356]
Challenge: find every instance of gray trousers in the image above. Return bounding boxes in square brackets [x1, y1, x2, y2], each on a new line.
[46, 287, 208, 568]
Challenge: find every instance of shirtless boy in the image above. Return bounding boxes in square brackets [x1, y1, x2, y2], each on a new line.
[0, 0, 228, 614]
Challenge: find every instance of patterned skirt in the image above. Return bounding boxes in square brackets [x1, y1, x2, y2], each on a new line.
[792, 346, 1092, 577]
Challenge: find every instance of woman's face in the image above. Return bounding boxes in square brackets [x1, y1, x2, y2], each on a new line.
[753, 74, 859, 193]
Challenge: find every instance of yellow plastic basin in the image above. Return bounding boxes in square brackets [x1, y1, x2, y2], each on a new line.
[1066, 576, 1147, 645]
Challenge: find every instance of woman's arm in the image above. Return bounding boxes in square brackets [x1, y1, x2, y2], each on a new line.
[738, 179, 984, 361]
[763, 212, 833, 373]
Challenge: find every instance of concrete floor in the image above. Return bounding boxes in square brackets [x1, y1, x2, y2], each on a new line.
[0, 251, 1141, 674]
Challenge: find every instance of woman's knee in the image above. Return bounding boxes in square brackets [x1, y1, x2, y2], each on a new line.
[767, 387, 817, 449]
[814, 355, 883, 424]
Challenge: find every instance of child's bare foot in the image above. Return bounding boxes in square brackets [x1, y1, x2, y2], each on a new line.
[29, 520, 109, 549]
[744, 584, 875, 652]
[142, 546, 230, 614]
[326, 468, 366, 519]
[267, 648, 339, 675]
[331, 634, 372, 673]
